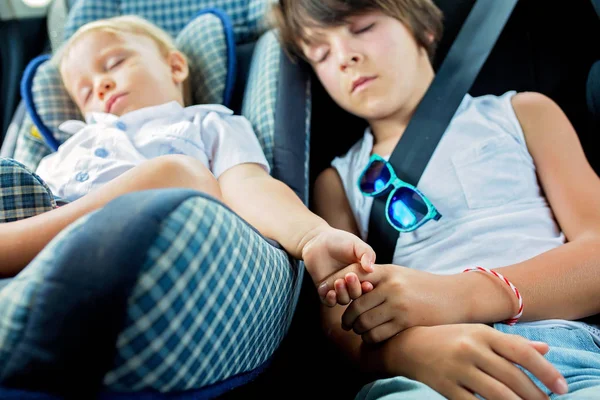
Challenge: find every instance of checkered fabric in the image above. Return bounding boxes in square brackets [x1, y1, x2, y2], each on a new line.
[177, 14, 228, 106]
[0, 158, 56, 223]
[0, 213, 91, 370]
[242, 28, 313, 202]
[13, 60, 82, 171]
[0, 193, 302, 393]
[64, 0, 272, 45]
[103, 196, 302, 391]
[242, 30, 280, 167]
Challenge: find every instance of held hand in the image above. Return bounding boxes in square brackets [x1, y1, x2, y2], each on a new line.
[301, 226, 375, 291]
[381, 324, 568, 400]
[320, 264, 472, 343]
[317, 270, 375, 307]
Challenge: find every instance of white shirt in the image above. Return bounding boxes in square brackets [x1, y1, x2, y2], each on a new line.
[36, 101, 270, 202]
[332, 92, 565, 273]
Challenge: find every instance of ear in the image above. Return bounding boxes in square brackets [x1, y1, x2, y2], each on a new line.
[168, 50, 189, 84]
[425, 31, 435, 44]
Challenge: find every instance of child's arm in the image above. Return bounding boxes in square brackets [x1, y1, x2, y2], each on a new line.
[217, 163, 375, 286]
[322, 302, 567, 399]
[443, 93, 600, 324]
[0, 155, 222, 276]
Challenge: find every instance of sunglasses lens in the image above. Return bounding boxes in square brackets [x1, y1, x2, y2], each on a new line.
[387, 187, 429, 230]
[359, 160, 392, 194]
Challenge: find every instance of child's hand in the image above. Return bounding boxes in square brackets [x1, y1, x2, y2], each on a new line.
[386, 324, 567, 400]
[321, 270, 375, 307]
[301, 226, 375, 298]
[319, 264, 476, 343]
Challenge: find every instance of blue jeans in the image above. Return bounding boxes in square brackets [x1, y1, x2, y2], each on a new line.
[356, 324, 600, 399]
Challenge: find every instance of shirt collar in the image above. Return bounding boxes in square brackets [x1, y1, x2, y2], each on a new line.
[85, 101, 234, 128]
[85, 101, 185, 126]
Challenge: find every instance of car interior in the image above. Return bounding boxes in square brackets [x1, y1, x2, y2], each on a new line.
[0, 0, 599, 398]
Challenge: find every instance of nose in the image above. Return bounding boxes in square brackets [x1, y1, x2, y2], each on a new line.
[335, 38, 362, 72]
[96, 78, 115, 101]
[340, 54, 361, 72]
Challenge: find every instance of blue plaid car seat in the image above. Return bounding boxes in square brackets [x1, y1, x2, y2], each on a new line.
[0, 0, 313, 398]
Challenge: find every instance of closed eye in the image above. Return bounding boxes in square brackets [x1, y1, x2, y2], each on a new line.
[106, 57, 125, 71]
[81, 87, 92, 104]
[354, 23, 375, 34]
[317, 50, 330, 63]
[305, 45, 330, 64]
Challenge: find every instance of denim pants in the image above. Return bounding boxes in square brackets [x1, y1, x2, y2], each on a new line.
[356, 324, 600, 399]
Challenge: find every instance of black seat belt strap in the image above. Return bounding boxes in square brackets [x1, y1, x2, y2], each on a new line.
[367, 0, 519, 263]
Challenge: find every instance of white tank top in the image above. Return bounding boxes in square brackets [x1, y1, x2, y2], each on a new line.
[331, 91, 600, 339]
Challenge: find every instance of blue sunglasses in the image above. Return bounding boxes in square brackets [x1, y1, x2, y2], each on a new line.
[358, 154, 442, 232]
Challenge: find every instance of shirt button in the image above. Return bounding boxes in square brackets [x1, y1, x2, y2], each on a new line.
[94, 148, 109, 158]
[75, 172, 89, 182]
[115, 121, 127, 131]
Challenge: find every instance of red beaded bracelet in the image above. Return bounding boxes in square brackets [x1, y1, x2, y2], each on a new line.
[463, 266, 523, 325]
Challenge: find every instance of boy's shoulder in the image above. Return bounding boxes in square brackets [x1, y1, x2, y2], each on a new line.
[454, 91, 520, 126]
[463, 90, 517, 113]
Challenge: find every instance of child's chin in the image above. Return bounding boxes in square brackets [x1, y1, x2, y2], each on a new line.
[362, 101, 398, 119]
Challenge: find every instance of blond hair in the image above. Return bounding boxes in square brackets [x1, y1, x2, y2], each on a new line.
[53, 15, 179, 66]
[53, 15, 192, 105]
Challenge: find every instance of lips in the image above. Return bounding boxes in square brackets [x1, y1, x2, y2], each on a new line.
[351, 76, 376, 93]
[105, 93, 128, 114]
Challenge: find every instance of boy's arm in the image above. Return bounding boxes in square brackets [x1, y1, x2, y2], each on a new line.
[452, 93, 600, 323]
[311, 167, 362, 237]
[311, 167, 373, 304]
[217, 163, 374, 282]
[321, 303, 567, 399]
[310, 167, 383, 357]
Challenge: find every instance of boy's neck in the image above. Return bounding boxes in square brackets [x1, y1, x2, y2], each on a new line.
[369, 70, 435, 156]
